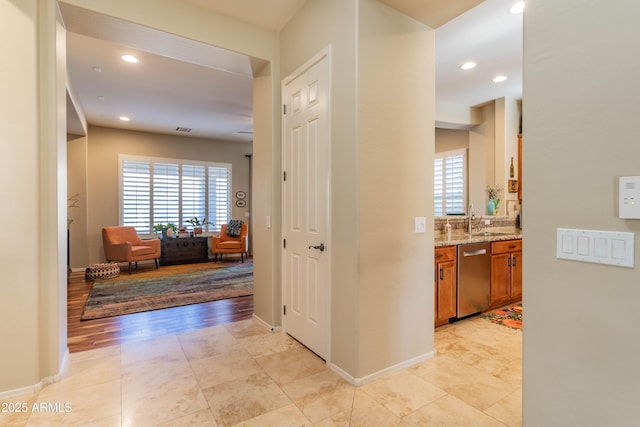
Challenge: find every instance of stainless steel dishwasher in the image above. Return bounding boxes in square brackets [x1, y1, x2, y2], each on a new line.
[457, 242, 491, 318]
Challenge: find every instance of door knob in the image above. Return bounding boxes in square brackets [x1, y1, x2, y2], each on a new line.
[308, 243, 325, 252]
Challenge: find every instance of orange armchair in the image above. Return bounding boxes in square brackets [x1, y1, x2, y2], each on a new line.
[102, 226, 161, 273]
[212, 223, 248, 262]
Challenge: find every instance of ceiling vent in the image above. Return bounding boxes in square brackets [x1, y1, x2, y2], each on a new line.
[175, 127, 192, 133]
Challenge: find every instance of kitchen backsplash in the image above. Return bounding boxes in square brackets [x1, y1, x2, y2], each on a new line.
[434, 216, 518, 234]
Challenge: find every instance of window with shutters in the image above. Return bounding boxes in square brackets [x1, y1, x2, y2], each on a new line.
[119, 155, 231, 234]
[434, 149, 466, 216]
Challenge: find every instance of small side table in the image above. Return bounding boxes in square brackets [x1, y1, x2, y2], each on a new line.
[160, 237, 208, 266]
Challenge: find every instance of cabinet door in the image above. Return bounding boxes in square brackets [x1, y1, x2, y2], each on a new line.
[436, 260, 457, 322]
[491, 254, 511, 306]
[510, 252, 523, 299]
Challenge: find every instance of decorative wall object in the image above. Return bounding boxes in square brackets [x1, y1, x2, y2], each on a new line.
[508, 179, 519, 193]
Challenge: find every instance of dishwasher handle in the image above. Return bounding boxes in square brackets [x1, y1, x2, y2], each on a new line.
[462, 248, 487, 257]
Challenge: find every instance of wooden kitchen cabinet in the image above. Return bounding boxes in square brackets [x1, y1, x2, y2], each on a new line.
[490, 239, 522, 308]
[435, 246, 457, 327]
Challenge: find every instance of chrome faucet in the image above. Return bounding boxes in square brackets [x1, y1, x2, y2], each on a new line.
[467, 204, 482, 235]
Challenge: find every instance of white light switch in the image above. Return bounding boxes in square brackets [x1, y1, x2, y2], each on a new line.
[594, 237, 607, 258]
[577, 236, 590, 256]
[557, 228, 634, 268]
[612, 238, 626, 260]
[414, 217, 426, 233]
[561, 235, 573, 253]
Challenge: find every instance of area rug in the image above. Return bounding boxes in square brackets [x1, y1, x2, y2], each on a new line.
[81, 263, 253, 320]
[481, 304, 522, 329]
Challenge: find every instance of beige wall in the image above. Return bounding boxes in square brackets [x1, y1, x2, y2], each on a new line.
[0, 0, 41, 393]
[67, 135, 89, 268]
[0, 0, 68, 394]
[435, 128, 469, 153]
[523, 1, 640, 424]
[357, 0, 434, 378]
[494, 97, 520, 208]
[83, 126, 252, 265]
[251, 64, 279, 326]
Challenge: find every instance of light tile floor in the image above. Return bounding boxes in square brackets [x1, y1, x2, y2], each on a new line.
[1, 316, 521, 426]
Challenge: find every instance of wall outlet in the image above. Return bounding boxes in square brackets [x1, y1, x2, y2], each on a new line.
[484, 219, 490, 225]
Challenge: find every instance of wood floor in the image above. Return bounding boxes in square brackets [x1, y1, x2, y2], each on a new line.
[67, 261, 254, 353]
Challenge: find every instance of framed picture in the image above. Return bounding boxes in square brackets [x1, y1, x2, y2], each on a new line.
[235, 190, 246, 200]
[508, 179, 519, 193]
[236, 199, 247, 208]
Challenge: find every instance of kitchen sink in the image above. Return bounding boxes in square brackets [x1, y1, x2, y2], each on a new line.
[472, 231, 510, 237]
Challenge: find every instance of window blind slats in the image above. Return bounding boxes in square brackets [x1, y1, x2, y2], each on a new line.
[122, 160, 151, 233]
[208, 166, 231, 230]
[153, 163, 180, 226]
[181, 165, 207, 226]
[434, 150, 466, 216]
[120, 156, 231, 233]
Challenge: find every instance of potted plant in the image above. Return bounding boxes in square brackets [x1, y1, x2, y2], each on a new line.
[486, 184, 503, 215]
[153, 223, 178, 239]
[186, 217, 211, 236]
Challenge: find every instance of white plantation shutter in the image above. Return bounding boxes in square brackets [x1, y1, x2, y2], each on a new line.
[181, 164, 207, 225]
[444, 154, 464, 214]
[434, 149, 466, 216]
[434, 158, 444, 216]
[121, 160, 151, 233]
[153, 162, 180, 226]
[208, 166, 231, 231]
[119, 155, 232, 234]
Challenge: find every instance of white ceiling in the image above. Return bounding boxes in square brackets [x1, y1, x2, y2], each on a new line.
[62, 0, 523, 140]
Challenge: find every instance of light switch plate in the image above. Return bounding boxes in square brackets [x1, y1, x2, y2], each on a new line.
[414, 217, 426, 233]
[556, 228, 634, 268]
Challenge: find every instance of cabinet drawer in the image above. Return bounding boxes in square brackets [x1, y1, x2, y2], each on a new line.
[435, 246, 456, 263]
[491, 239, 522, 255]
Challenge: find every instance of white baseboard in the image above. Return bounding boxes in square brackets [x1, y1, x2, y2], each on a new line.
[252, 314, 282, 332]
[328, 350, 436, 386]
[0, 348, 69, 399]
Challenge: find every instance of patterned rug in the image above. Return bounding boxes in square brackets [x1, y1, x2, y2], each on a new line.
[481, 304, 522, 329]
[81, 262, 253, 320]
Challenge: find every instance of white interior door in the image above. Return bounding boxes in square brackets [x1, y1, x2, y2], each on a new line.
[282, 47, 331, 361]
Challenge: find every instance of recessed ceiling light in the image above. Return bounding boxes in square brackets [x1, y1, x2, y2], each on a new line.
[121, 55, 139, 64]
[493, 75, 508, 83]
[461, 62, 477, 70]
[119, 116, 130, 121]
[510, 1, 524, 14]
[97, 96, 105, 101]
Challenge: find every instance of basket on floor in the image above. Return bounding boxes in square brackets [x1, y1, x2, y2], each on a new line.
[85, 263, 120, 280]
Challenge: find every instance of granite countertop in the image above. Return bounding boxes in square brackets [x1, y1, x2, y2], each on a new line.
[435, 228, 522, 247]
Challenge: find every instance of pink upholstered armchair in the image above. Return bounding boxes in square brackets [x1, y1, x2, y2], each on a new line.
[102, 226, 161, 273]
[211, 223, 249, 262]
